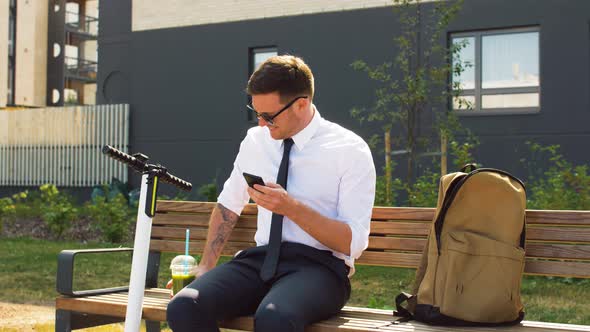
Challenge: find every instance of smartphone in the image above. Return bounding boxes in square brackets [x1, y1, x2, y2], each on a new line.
[243, 172, 265, 189]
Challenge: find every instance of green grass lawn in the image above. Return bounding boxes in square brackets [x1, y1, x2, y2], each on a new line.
[1, 237, 589, 325]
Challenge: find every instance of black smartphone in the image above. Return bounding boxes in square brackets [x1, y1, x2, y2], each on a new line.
[243, 172, 265, 189]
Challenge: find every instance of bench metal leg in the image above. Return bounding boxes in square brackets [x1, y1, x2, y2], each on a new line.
[55, 309, 124, 331]
[55, 309, 72, 332]
[146, 320, 161, 332]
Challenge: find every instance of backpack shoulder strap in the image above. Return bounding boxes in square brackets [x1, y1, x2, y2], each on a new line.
[393, 292, 415, 323]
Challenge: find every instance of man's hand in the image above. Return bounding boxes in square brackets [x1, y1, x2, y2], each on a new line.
[165, 265, 212, 297]
[247, 182, 296, 216]
[250, 183, 354, 256]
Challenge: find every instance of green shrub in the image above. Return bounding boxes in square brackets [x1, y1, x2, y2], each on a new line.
[10, 190, 43, 219]
[449, 138, 479, 171]
[374, 174, 403, 207]
[372, 134, 480, 207]
[158, 189, 191, 202]
[39, 184, 78, 239]
[198, 178, 218, 202]
[374, 175, 390, 206]
[407, 169, 440, 207]
[91, 178, 140, 208]
[0, 197, 17, 233]
[525, 143, 590, 210]
[85, 193, 133, 243]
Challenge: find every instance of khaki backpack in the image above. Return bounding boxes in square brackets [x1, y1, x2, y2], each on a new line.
[395, 164, 527, 326]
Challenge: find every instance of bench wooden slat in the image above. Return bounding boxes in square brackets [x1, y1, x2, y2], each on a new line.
[370, 221, 430, 236]
[527, 210, 590, 226]
[368, 237, 426, 251]
[156, 201, 590, 222]
[527, 227, 590, 243]
[151, 226, 256, 243]
[56, 290, 590, 332]
[524, 260, 590, 278]
[368, 225, 590, 243]
[356, 251, 422, 267]
[157, 201, 260, 215]
[526, 243, 590, 261]
[152, 227, 428, 253]
[153, 213, 258, 229]
[354, 252, 590, 276]
[364, 241, 590, 261]
[150, 239, 254, 255]
[152, 213, 209, 226]
[149, 238, 590, 272]
[156, 201, 217, 214]
[151, 225, 590, 258]
[58, 200, 590, 332]
[370, 207, 434, 221]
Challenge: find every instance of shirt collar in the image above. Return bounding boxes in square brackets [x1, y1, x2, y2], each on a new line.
[290, 104, 321, 151]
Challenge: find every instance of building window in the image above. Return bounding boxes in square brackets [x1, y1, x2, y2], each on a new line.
[451, 27, 540, 114]
[7, 0, 17, 105]
[247, 47, 277, 122]
[65, 2, 79, 26]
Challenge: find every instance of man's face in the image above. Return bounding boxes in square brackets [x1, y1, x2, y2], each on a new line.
[251, 92, 305, 140]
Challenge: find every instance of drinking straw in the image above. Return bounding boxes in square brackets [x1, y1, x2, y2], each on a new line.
[185, 228, 190, 257]
[185, 228, 190, 273]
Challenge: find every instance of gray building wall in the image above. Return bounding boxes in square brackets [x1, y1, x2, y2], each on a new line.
[447, 0, 590, 180]
[96, 0, 590, 198]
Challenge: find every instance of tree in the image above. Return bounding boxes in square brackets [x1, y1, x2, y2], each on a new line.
[351, 0, 472, 201]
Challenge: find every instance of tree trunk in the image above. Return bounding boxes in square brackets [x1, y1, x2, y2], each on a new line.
[440, 130, 448, 175]
[384, 129, 392, 205]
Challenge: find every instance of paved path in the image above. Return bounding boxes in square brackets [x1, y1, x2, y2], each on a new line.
[0, 302, 54, 330]
[0, 302, 240, 331]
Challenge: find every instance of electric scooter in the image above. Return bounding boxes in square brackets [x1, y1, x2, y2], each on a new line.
[102, 145, 192, 332]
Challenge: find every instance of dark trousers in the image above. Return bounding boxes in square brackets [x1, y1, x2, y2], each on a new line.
[166, 242, 351, 332]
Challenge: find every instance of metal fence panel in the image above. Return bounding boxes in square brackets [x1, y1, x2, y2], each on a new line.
[0, 104, 130, 187]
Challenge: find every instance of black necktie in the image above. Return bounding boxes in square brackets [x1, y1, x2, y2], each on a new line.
[260, 138, 294, 281]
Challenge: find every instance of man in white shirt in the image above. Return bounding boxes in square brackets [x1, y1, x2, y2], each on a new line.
[167, 55, 376, 332]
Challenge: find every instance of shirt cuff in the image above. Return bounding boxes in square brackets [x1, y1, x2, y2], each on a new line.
[348, 221, 370, 260]
[216, 194, 245, 216]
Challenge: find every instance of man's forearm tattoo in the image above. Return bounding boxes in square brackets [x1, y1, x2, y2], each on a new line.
[209, 203, 239, 256]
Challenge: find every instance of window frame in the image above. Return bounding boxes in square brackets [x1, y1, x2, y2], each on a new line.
[7, 0, 17, 106]
[451, 26, 541, 116]
[247, 46, 278, 122]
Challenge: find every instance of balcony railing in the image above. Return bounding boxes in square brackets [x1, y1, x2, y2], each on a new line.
[64, 56, 98, 82]
[65, 12, 99, 38]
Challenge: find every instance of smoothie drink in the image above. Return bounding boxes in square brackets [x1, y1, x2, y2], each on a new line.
[170, 255, 196, 295]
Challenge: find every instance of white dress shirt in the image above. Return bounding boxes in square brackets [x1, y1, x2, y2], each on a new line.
[217, 106, 376, 275]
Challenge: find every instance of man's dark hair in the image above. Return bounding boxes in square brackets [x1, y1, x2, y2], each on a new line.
[247, 55, 314, 102]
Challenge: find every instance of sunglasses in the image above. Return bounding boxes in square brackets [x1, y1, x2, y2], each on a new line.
[246, 96, 308, 125]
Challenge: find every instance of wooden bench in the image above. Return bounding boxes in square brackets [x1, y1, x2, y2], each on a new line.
[55, 200, 590, 331]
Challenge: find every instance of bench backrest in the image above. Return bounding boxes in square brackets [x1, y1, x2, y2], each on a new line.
[152, 201, 590, 279]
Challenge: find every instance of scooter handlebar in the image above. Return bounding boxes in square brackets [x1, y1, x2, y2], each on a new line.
[102, 145, 192, 191]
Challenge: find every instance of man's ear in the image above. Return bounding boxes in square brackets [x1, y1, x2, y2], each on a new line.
[298, 96, 310, 110]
